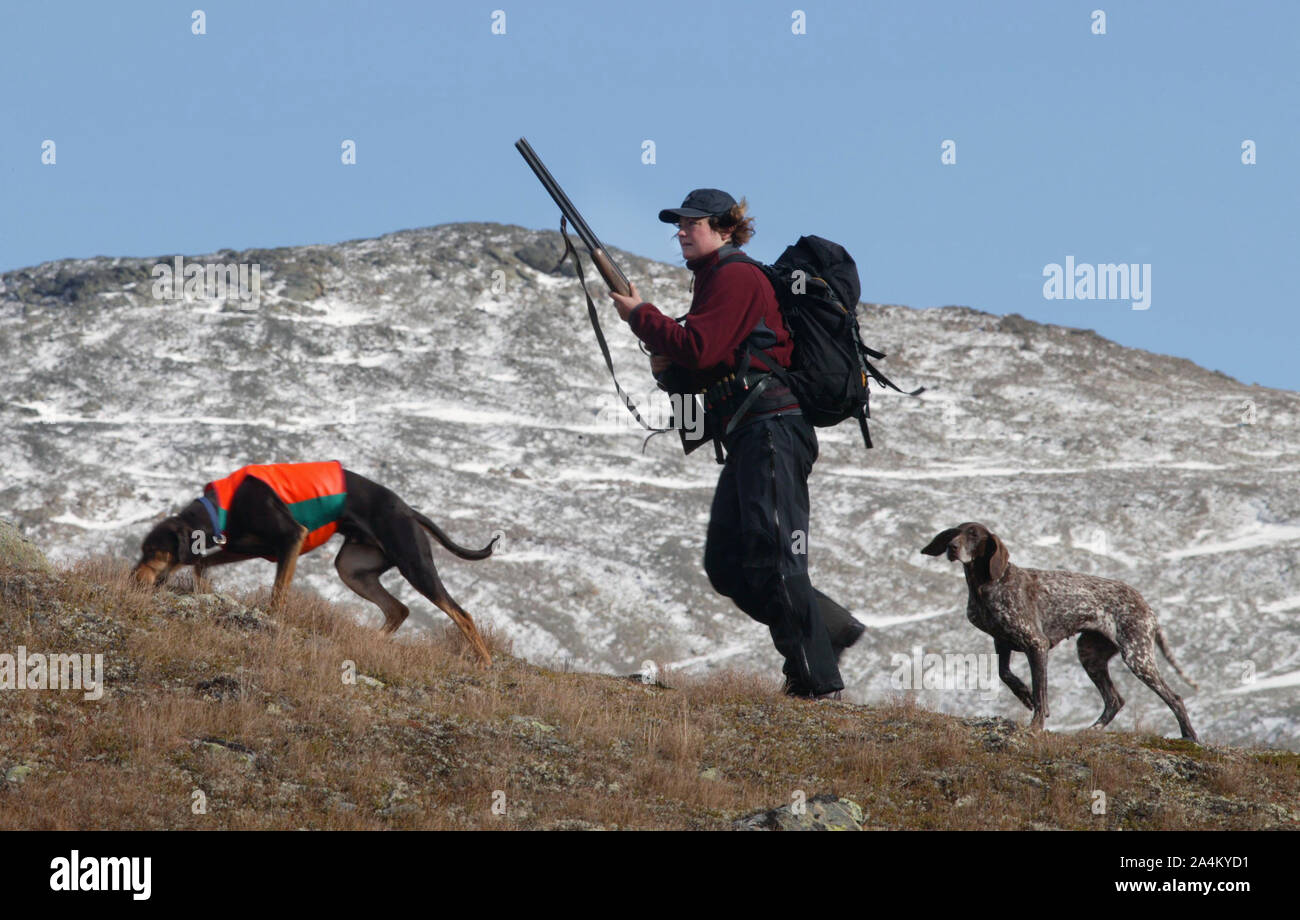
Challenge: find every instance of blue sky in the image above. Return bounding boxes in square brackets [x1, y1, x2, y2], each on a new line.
[3, 1, 1297, 389]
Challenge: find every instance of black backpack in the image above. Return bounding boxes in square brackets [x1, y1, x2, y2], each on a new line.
[720, 235, 922, 449]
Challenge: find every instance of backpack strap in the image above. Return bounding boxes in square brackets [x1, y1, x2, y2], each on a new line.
[860, 351, 926, 397]
[715, 249, 758, 269]
[715, 250, 788, 381]
[723, 375, 776, 437]
[857, 408, 873, 450]
[751, 338, 879, 447]
[747, 344, 788, 381]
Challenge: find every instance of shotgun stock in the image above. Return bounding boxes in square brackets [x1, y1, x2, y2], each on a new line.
[515, 137, 631, 297]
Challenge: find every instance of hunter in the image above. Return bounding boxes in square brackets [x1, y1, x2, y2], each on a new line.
[608, 189, 864, 698]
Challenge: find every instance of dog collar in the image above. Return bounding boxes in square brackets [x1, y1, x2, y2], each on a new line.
[197, 494, 228, 546]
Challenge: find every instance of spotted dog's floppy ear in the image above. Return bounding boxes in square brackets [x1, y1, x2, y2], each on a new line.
[920, 528, 961, 556]
[986, 532, 1010, 580]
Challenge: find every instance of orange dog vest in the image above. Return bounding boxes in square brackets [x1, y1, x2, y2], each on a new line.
[205, 461, 347, 554]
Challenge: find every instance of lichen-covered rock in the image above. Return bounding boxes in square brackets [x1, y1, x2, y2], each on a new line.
[377, 779, 418, 816]
[509, 715, 557, 734]
[964, 716, 1024, 753]
[167, 593, 273, 632]
[193, 737, 256, 768]
[5, 763, 37, 784]
[735, 794, 865, 831]
[195, 674, 247, 702]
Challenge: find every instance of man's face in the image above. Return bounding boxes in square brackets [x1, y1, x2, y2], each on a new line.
[676, 217, 728, 260]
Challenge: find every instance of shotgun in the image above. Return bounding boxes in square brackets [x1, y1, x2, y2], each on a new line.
[515, 137, 631, 297]
[515, 137, 710, 451]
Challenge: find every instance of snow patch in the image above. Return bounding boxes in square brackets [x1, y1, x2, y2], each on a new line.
[1163, 522, 1300, 560]
[1222, 669, 1300, 695]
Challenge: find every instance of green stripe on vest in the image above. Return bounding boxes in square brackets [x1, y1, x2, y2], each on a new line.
[288, 494, 347, 533]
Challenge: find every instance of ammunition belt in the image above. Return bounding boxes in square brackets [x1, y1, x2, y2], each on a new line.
[700, 370, 772, 414]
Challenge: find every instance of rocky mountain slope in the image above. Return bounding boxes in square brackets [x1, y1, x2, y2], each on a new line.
[2, 223, 1298, 750]
[0, 549, 1295, 830]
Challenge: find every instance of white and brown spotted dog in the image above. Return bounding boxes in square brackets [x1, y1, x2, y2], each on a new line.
[921, 522, 1198, 742]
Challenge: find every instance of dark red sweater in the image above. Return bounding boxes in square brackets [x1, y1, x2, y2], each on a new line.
[627, 246, 794, 391]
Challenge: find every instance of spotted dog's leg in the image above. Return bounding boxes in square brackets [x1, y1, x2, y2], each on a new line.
[1119, 630, 1198, 742]
[1077, 631, 1124, 729]
[995, 638, 1034, 711]
[1023, 638, 1051, 731]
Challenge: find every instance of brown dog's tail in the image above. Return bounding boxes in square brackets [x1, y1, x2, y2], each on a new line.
[413, 512, 499, 560]
[1156, 627, 1198, 691]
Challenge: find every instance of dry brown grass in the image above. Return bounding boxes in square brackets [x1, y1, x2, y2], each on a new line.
[0, 557, 1297, 830]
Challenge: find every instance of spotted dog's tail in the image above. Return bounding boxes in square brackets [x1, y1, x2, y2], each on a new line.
[1155, 627, 1198, 691]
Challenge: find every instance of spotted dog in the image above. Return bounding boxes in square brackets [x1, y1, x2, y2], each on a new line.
[920, 522, 1198, 741]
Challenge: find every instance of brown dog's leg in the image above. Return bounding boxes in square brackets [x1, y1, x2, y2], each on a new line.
[270, 525, 309, 611]
[335, 542, 409, 634]
[366, 506, 496, 665]
[429, 593, 493, 667]
[380, 519, 492, 665]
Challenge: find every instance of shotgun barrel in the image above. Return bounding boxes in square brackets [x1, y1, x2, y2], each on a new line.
[515, 137, 631, 296]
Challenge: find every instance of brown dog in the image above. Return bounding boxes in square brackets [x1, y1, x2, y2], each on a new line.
[920, 522, 1198, 741]
[133, 462, 498, 665]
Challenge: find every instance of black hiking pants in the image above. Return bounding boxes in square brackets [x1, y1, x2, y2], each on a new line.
[703, 413, 860, 695]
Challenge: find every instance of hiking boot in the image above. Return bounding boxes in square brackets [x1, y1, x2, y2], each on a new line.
[783, 679, 842, 701]
[781, 677, 814, 698]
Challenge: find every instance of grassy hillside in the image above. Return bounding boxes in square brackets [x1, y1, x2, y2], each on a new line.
[0, 555, 1296, 830]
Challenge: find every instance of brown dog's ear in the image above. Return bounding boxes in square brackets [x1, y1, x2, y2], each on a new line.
[920, 528, 961, 556]
[164, 520, 195, 564]
[986, 533, 1010, 580]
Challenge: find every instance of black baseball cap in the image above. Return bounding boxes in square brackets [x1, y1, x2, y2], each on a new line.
[658, 188, 737, 223]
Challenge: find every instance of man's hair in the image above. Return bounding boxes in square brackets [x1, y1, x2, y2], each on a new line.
[710, 199, 754, 247]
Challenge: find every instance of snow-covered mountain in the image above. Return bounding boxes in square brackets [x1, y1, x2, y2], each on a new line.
[2, 223, 1297, 749]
